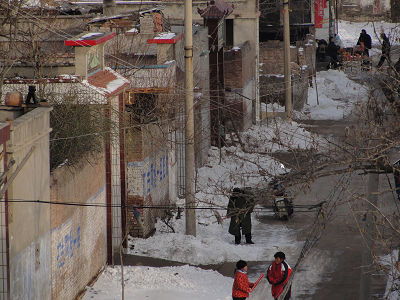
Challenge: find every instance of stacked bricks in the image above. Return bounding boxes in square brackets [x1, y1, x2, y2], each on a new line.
[224, 41, 252, 89]
[259, 41, 298, 75]
[224, 48, 243, 89]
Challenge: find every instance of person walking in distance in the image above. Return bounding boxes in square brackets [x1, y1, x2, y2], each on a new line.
[357, 29, 372, 57]
[266, 251, 292, 300]
[357, 29, 372, 56]
[377, 32, 391, 68]
[227, 188, 255, 244]
[232, 260, 254, 300]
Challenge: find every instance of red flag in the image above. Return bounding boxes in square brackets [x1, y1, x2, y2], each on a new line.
[250, 274, 264, 292]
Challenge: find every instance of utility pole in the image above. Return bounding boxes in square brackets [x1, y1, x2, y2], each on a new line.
[283, 0, 292, 118]
[103, 0, 116, 16]
[184, 0, 196, 236]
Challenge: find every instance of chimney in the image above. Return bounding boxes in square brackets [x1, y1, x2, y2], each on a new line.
[103, 0, 116, 16]
[65, 32, 116, 80]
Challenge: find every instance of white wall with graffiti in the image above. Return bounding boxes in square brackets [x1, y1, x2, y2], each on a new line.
[127, 148, 170, 237]
[50, 184, 107, 300]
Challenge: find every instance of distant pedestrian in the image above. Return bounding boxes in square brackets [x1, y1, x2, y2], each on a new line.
[394, 168, 400, 201]
[266, 251, 292, 300]
[327, 36, 340, 69]
[357, 29, 372, 57]
[316, 39, 328, 62]
[377, 32, 391, 68]
[227, 188, 255, 244]
[232, 260, 254, 300]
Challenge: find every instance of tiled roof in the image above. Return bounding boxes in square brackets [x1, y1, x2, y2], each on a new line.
[86, 67, 130, 97]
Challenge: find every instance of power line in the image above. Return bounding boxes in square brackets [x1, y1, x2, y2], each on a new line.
[2, 197, 325, 212]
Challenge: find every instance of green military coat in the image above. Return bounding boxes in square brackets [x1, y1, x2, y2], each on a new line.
[227, 189, 254, 236]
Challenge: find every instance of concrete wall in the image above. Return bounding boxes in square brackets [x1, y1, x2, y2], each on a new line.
[6, 107, 52, 300]
[193, 27, 211, 168]
[50, 155, 106, 300]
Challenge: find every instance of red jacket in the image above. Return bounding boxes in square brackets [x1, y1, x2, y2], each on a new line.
[266, 261, 292, 298]
[232, 270, 253, 298]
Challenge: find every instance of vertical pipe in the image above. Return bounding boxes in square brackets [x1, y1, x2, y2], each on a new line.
[283, 0, 292, 118]
[105, 105, 113, 264]
[184, 0, 196, 236]
[255, 3, 261, 123]
[119, 93, 127, 248]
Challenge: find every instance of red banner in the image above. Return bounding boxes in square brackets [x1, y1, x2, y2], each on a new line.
[315, 0, 326, 28]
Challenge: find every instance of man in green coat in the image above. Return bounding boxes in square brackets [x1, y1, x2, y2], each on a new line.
[227, 187, 255, 245]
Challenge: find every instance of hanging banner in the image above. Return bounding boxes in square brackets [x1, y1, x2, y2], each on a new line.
[315, 0, 326, 28]
[373, 0, 381, 14]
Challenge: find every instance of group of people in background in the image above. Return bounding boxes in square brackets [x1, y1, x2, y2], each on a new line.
[316, 28, 392, 70]
[355, 29, 392, 69]
[232, 252, 292, 300]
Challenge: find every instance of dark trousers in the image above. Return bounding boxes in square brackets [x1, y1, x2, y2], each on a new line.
[233, 297, 246, 300]
[235, 233, 253, 244]
[377, 54, 390, 68]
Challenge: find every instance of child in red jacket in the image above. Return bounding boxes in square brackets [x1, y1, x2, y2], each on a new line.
[232, 260, 254, 300]
[266, 251, 292, 300]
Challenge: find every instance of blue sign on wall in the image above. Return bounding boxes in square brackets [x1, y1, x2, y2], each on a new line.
[56, 226, 81, 268]
[142, 150, 168, 196]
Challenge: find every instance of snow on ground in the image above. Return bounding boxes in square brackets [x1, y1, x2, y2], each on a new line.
[338, 20, 400, 55]
[83, 265, 232, 300]
[296, 69, 369, 120]
[128, 119, 319, 265]
[261, 102, 285, 113]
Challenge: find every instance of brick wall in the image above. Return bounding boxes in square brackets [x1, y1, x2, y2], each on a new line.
[50, 154, 106, 300]
[224, 41, 254, 88]
[224, 48, 243, 89]
[259, 41, 298, 74]
[223, 41, 255, 132]
[259, 38, 314, 112]
[125, 123, 169, 237]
